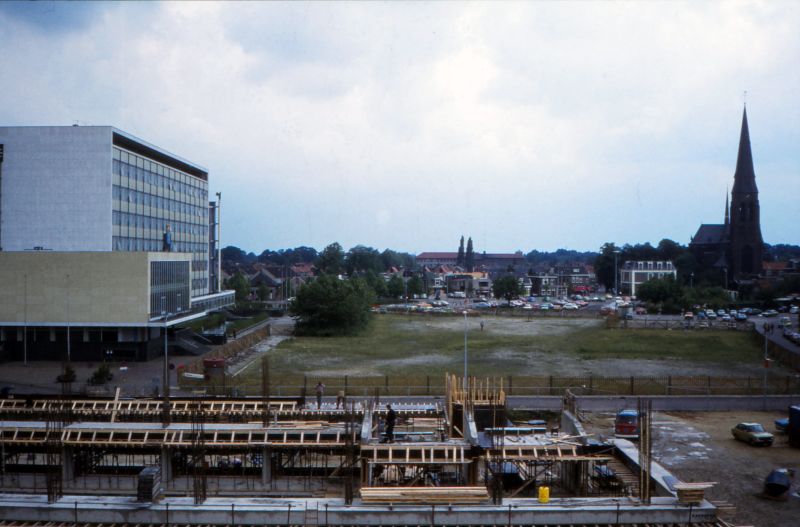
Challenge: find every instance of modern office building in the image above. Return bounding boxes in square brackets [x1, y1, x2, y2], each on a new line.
[0, 125, 234, 362]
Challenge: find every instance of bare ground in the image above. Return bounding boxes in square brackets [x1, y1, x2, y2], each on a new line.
[582, 410, 799, 527]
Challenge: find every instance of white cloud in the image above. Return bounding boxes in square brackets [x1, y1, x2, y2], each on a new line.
[0, 0, 797, 254]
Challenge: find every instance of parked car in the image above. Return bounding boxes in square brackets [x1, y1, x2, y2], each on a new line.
[615, 410, 639, 439]
[475, 302, 490, 308]
[564, 303, 579, 310]
[775, 418, 789, 432]
[635, 307, 647, 315]
[736, 313, 747, 321]
[721, 315, 731, 322]
[717, 310, 726, 316]
[790, 306, 798, 314]
[778, 317, 792, 329]
[707, 312, 717, 319]
[684, 312, 694, 319]
[763, 310, 779, 318]
[624, 313, 633, 320]
[731, 423, 774, 446]
[697, 312, 706, 320]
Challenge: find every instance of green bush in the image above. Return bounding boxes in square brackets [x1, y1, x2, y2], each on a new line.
[89, 363, 114, 385]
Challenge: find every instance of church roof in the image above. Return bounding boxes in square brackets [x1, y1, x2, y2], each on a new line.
[691, 224, 727, 245]
[732, 107, 758, 194]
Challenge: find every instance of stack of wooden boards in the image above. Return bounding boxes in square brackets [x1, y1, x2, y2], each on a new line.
[673, 482, 715, 504]
[137, 466, 163, 502]
[360, 487, 489, 504]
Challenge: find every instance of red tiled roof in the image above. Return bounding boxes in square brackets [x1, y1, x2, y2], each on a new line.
[763, 262, 787, 270]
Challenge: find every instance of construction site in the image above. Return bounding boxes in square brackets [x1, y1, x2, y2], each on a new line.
[0, 361, 735, 527]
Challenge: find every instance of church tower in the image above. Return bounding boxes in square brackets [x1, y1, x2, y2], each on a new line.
[728, 107, 763, 278]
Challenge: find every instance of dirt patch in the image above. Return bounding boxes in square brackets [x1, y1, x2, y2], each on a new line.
[582, 410, 799, 527]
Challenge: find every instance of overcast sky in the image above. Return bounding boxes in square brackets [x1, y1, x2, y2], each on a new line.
[1, 1, 798, 256]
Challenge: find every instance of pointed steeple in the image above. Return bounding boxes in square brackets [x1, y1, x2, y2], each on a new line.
[731, 106, 758, 194]
[724, 190, 729, 225]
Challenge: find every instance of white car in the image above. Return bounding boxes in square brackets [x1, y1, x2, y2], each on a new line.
[717, 310, 725, 316]
[563, 303, 579, 310]
[790, 306, 798, 314]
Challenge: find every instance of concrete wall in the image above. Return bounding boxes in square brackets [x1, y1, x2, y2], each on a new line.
[0, 251, 190, 325]
[0, 126, 113, 252]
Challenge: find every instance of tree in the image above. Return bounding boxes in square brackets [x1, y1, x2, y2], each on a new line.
[315, 242, 345, 275]
[89, 363, 114, 385]
[56, 365, 77, 383]
[387, 274, 406, 299]
[457, 236, 465, 266]
[258, 281, 270, 301]
[593, 243, 620, 291]
[289, 273, 374, 336]
[221, 246, 246, 263]
[344, 245, 383, 275]
[466, 281, 474, 297]
[227, 271, 251, 302]
[465, 237, 474, 271]
[380, 249, 416, 271]
[407, 275, 425, 297]
[364, 269, 389, 298]
[492, 274, 523, 302]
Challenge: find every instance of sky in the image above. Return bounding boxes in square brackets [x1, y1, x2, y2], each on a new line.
[1, 1, 798, 257]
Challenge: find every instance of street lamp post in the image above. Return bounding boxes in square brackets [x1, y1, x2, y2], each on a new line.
[24, 274, 27, 367]
[690, 273, 693, 288]
[463, 310, 468, 389]
[613, 249, 620, 310]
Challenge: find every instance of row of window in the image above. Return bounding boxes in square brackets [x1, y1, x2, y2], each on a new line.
[113, 185, 208, 220]
[112, 211, 209, 236]
[114, 148, 207, 193]
[191, 278, 207, 290]
[633, 262, 674, 270]
[115, 159, 207, 200]
[113, 236, 207, 255]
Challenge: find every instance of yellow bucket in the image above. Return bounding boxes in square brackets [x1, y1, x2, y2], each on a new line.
[539, 486, 549, 503]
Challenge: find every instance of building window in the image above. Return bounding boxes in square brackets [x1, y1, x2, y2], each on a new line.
[657, 262, 663, 270]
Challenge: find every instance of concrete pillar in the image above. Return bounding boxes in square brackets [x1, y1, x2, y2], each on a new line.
[61, 447, 74, 482]
[261, 447, 272, 485]
[161, 447, 172, 482]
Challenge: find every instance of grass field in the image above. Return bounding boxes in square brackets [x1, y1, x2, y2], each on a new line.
[239, 315, 777, 380]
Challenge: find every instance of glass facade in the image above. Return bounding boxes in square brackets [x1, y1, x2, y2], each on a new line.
[150, 261, 191, 317]
[111, 147, 210, 296]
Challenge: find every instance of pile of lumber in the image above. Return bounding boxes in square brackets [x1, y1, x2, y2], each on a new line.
[360, 487, 489, 504]
[137, 466, 162, 502]
[673, 482, 715, 504]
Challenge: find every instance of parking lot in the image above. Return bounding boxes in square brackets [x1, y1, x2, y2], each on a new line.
[582, 409, 799, 527]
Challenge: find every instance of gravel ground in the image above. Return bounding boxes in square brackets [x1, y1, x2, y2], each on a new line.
[582, 410, 799, 527]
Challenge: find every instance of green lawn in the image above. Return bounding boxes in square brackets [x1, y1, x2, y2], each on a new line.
[239, 315, 767, 380]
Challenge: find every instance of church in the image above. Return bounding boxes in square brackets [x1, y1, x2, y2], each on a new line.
[689, 107, 764, 286]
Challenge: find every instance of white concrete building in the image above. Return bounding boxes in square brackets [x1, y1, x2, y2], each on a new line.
[619, 260, 678, 297]
[0, 125, 234, 362]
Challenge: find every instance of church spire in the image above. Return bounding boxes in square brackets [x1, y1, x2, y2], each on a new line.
[731, 106, 758, 194]
[724, 189, 729, 226]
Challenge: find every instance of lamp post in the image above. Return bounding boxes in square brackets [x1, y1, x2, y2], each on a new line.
[24, 274, 27, 367]
[690, 273, 693, 288]
[613, 249, 620, 310]
[463, 310, 468, 389]
[215, 192, 222, 293]
[723, 268, 728, 291]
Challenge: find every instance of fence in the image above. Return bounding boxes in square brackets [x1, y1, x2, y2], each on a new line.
[608, 318, 755, 331]
[177, 325, 272, 383]
[383, 307, 603, 318]
[753, 329, 800, 370]
[176, 373, 800, 398]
